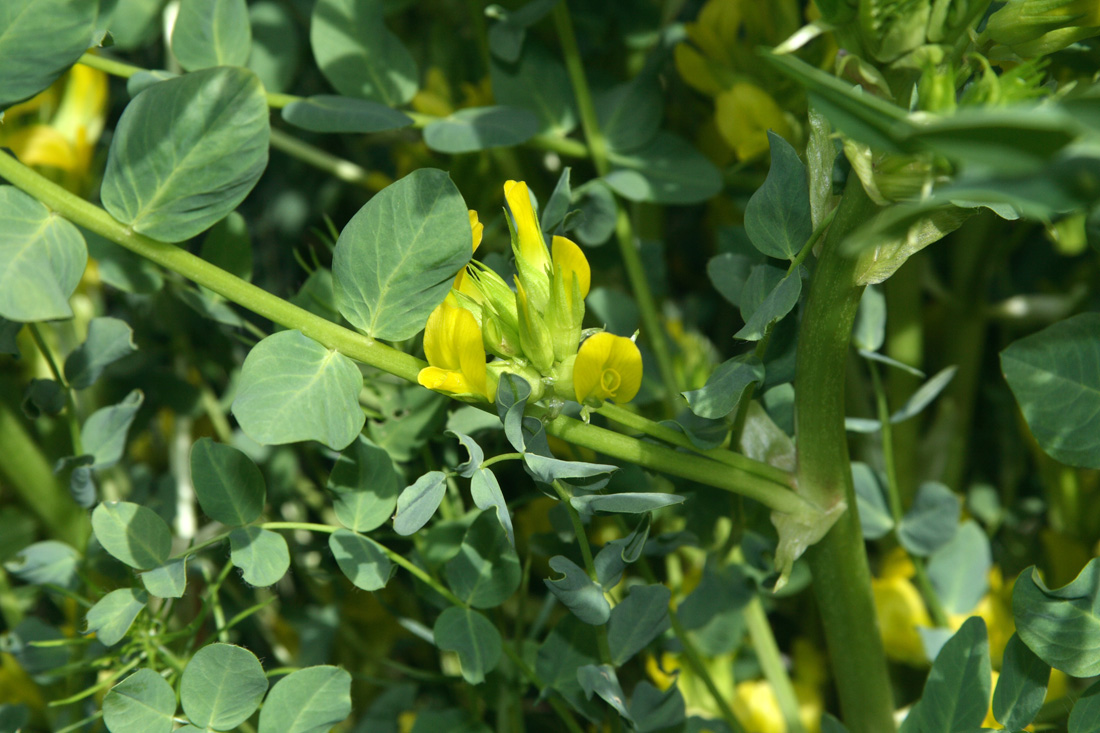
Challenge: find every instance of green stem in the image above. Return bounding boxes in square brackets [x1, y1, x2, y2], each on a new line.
[269, 128, 380, 191]
[743, 598, 805, 733]
[794, 180, 896, 733]
[596, 402, 793, 487]
[552, 3, 680, 413]
[27, 323, 83, 455]
[552, 481, 618, 731]
[0, 150, 809, 516]
[0, 395, 87, 543]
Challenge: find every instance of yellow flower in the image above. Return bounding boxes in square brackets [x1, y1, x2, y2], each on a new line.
[872, 549, 933, 666]
[417, 297, 495, 401]
[732, 680, 786, 733]
[715, 83, 795, 161]
[573, 333, 643, 405]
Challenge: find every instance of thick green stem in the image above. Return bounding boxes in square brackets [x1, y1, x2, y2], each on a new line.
[795, 181, 896, 733]
[553, 3, 681, 413]
[0, 396, 88, 544]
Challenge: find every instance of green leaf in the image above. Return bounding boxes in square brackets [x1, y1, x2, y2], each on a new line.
[0, 0, 99, 110]
[282, 95, 413, 134]
[229, 527, 290, 587]
[92, 501, 171, 570]
[629, 681, 685, 733]
[744, 131, 812, 260]
[1002, 313, 1100, 469]
[333, 168, 471, 341]
[0, 706, 28, 733]
[140, 558, 187, 599]
[487, 0, 558, 62]
[85, 588, 146, 647]
[189, 438, 265, 526]
[470, 468, 514, 547]
[409, 709, 492, 733]
[605, 132, 723, 205]
[677, 562, 750, 656]
[310, 0, 418, 106]
[0, 317, 22, 355]
[82, 389, 144, 469]
[1014, 557, 1100, 677]
[100, 66, 270, 242]
[1070, 680, 1100, 733]
[523, 454, 617, 486]
[536, 614, 599, 698]
[853, 285, 886, 353]
[329, 529, 393, 591]
[928, 520, 990, 615]
[912, 617, 991, 733]
[445, 510, 522, 609]
[571, 493, 685, 517]
[433, 607, 503, 685]
[64, 317, 137, 389]
[607, 584, 670, 664]
[852, 463, 894, 540]
[596, 76, 662, 153]
[246, 1, 300, 93]
[201, 212, 252, 283]
[594, 516, 650, 589]
[491, 42, 576, 135]
[577, 664, 632, 722]
[892, 366, 958, 423]
[4, 540, 80, 588]
[171, 0, 251, 71]
[232, 330, 365, 451]
[180, 643, 268, 731]
[735, 270, 802, 341]
[6, 619, 69, 677]
[125, 69, 177, 97]
[993, 633, 1049, 731]
[682, 354, 764, 419]
[544, 555, 610, 625]
[821, 713, 852, 733]
[424, 106, 541, 154]
[0, 186, 87, 322]
[103, 669, 177, 733]
[85, 228, 164, 294]
[21, 379, 65, 418]
[571, 181, 617, 246]
[393, 471, 448, 536]
[257, 666, 352, 733]
[706, 253, 755, 308]
[328, 436, 400, 533]
[897, 482, 960, 557]
[764, 51, 911, 153]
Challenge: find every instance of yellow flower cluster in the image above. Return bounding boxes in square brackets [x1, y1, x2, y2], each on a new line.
[417, 181, 642, 408]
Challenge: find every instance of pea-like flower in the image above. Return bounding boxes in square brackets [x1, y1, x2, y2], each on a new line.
[572, 332, 642, 405]
[504, 180, 552, 307]
[417, 296, 495, 402]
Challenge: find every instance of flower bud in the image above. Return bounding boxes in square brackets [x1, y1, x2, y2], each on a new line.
[515, 277, 555, 374]
[504, 180, 552, 309]
[984, 0, 1100, 57]
[547, 236, 591, 362]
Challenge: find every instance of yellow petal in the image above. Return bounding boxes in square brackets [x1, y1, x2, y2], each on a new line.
[6, 125, 78, 171]
[468, 209, 483, 253]
[714, 83, 793, 161]
[573, 333, 643, 404]
[504, 180, 550, 272]
[551, 236, 590, 299]
[421, 299, 489, 399]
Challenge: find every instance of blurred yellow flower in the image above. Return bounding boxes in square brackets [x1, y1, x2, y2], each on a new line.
[0, 63, 107, 192]
[573, 332, 643, 405]
[418, 297, 495, 401]
[872, 549, 932, 666]
[715, 83, 795, 161]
